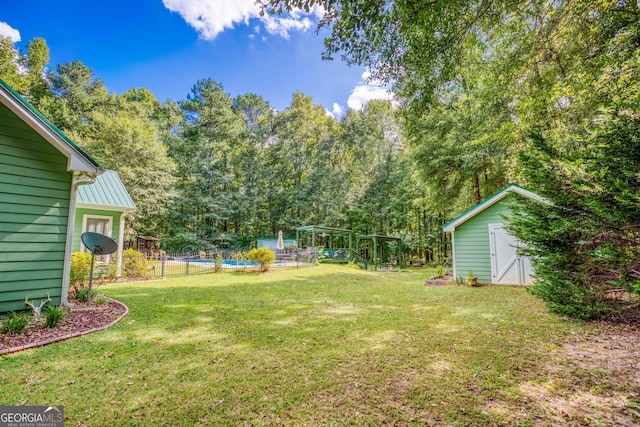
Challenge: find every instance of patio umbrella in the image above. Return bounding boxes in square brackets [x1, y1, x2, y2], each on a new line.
[276, 230, 285, 250]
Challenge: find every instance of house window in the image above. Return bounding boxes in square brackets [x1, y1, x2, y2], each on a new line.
[82, 215, 113, 263]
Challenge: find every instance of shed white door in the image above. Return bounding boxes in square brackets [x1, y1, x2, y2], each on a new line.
[489, 224, 532, 285]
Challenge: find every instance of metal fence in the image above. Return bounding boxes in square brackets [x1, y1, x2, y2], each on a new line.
[120, 248, 319, 279]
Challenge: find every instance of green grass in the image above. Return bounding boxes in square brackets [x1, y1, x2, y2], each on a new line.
[0, 265, 631, 425]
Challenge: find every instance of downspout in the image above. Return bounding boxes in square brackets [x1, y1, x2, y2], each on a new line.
[61, 171, 97, 307]
[117, 212, 126, 277]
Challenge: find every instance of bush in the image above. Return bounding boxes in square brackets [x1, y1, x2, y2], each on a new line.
[245, 248, 276, 272]
[122, 249, 149, 278]
[70, 251, 92, 291]
[44, 305, 64, 328]
[0, 311, 31, 334]
[76, 287, 89, 302]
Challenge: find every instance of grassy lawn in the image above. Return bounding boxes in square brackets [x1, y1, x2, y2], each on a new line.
[1, 265, 637, 426]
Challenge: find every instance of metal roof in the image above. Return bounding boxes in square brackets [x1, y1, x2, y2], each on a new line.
[77, 170, 136, 211]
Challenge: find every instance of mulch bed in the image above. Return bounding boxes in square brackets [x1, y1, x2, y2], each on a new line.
[0, 299, 128, 355]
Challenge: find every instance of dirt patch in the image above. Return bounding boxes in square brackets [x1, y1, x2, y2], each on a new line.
[519, 315, 640, 426]
[424, 273, 453, 286]
[0, 300, 128, 355]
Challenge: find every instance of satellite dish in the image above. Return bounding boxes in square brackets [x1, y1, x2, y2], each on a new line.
[80, 232, 118, 304]
[81, 232, 118, 255]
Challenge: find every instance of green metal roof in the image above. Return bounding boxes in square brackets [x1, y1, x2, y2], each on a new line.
[0, 77, 100, 169]
[295, 225, 353, 234]
[77, 170, 136, 211]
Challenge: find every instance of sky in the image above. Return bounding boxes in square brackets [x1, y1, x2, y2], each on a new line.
[0, 0, 394, 116]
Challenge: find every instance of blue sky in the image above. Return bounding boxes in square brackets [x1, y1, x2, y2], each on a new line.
[0, 0, 393, 115]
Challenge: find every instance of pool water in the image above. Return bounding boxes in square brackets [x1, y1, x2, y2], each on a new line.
[188, 259, 258, 266]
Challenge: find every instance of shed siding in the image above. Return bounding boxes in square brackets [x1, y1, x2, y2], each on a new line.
[72, 208, 122, 252]
[453, 196, 514, 284]
[0, 103, 71, 312]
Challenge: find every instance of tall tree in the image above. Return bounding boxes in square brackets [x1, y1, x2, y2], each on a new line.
[168, 79, 245, 243]
[70, 88, 178, 237]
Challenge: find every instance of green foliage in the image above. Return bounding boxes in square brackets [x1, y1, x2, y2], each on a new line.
[43, 305, 64, 329]
[76, 287, 89, 303]
[70, 251, 92, 291]
[245, 248, 276, 272]
[0, 311, 31, 334]
[511, 111, 640, 319]
[161, 233, 212, 251]
[93, 294, 108, 305]
[122, 249, 149, 278]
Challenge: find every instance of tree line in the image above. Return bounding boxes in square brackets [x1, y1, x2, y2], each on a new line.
[0, 36, 446, 261]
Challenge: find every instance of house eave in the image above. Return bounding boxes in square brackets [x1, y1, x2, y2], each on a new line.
[0, 81, 101, 175]
[76, 202, 137, 213]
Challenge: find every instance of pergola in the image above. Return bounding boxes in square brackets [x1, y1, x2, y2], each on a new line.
[295, 225, 353, 250]
[356, 235, 403, 268]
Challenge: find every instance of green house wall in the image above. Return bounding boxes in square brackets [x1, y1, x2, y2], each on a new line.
[72, 208, 123, 252]
[453, 195, 515, 284]
[0, 103, 72, 312]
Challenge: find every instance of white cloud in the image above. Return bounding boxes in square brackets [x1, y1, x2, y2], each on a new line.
[0, 22, 21, 42]
[325, 103, 344, 118]
[163, 0, 323, 40]
[163, 0, 256, 40]
[347, 70, 395, 111]
[261, 14, 313, 39]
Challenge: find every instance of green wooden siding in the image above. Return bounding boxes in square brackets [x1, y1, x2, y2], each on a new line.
[72, 208, 122, 252]
[0, 102, 71, 312]
[453, 196, 515, 284]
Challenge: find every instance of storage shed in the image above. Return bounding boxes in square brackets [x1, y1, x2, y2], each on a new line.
[73, 170, 136, 277]
[0, 79, 101, 312]
[442, 184, 545, 285]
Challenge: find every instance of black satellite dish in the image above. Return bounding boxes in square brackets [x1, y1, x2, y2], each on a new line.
[81, 232, 118, 303]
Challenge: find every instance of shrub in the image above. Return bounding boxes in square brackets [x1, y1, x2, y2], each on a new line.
[44, 305, 64, 328]
[76, 287, 89, 302]
[122, 249, 149, 278]
[0, 312, 31, 334]
[245, 248, 276, 272]
[93, 294, 108, 305]
[70, 251, 92, 291]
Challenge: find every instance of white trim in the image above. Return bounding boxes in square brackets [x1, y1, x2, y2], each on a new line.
[77, 202, 136, 212]
[81, 214, 114, 264]
[0, 87, 99, 174]
[442, 185, 548, 232]
[450, 234, 457, 282]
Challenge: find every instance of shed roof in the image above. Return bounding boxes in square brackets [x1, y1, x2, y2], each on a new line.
[295, 225, 353, 235]
[77, 170, 136, 211]
[442, 184, 547, 232]
[0, 78, 101, 174]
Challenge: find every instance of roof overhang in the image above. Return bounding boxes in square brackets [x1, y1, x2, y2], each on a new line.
[0, 81, 101, 175]
[76, 202, 137, 213]
[442, 184, 549, 233]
